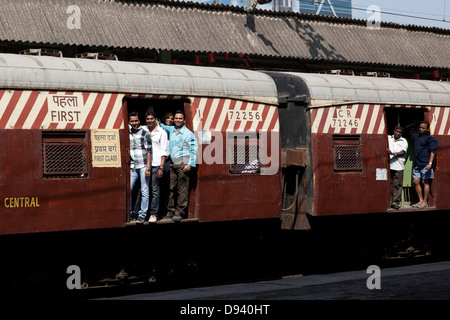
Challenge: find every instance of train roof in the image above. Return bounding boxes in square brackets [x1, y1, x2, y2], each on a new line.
[0, 54, 278, 105]
[270, 72, 450, 108]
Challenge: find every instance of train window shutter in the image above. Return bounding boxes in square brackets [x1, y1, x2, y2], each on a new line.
[332, 135, 362, 172]
[42, 131, 89, 179]
[228, 133, 261, 174]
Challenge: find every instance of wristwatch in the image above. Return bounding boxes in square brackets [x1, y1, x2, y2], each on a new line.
[146, 168, 150, 172]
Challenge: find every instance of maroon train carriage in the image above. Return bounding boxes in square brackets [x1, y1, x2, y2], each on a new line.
[2, 51, 449, 292]
[265, 71, 450, 231]
[0, 53, 283, 292]
[0, 53, 281, 236]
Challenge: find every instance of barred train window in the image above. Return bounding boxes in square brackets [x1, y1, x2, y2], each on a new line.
[333, 135, 362, 172]
[42, 131, 88, 179]
[228, 133, 261, 174]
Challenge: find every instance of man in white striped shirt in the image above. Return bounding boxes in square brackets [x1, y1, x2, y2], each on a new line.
[129, 111, 152, 223]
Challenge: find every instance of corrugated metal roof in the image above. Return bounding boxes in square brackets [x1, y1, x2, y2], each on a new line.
[0, 0, 449, 68]
[275, 72, 450, 107]
[0, 53, 278, 104]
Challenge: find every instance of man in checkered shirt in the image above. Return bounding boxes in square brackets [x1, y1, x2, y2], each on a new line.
[129, 111, 152, 224]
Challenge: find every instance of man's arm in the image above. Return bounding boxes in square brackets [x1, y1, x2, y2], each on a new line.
[426, 137, 438, 169]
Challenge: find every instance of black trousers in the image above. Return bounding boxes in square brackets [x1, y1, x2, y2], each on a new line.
[168, 163, 190, 216]
[390, 169, 404, 205]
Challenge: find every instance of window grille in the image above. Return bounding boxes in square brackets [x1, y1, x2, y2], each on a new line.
[333, 135, 362, 172]
[229, 134, 260, 174]
[42, 132, 88, 178]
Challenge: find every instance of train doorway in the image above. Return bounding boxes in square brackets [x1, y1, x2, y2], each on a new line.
[123, 97, 192, 221]
[384, 107, 427, 207]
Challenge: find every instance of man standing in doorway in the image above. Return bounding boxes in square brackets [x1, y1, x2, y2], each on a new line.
[160, 110, 198, 222]
[160, 111, 174, 216]
[387, 126, 408, 209]
[129, 111, 152, 224]
[411, 121, 439, 208]
[144, 110, 169, 223]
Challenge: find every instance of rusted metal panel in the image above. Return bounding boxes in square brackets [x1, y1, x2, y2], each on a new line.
[188, 98, 281, 222]
[281, 148, 308, 167]
[191, 163, 281, 222]
[0, 128, 128, 234]
[312, 133, 390, 216]
[429, 135, 450, 210]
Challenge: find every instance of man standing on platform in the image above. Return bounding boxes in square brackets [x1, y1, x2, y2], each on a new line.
[129, 111, 152, 224]
[159, 110, 197, 222]
[144, 110, 169, 223]
[387, 126, 408, 209]
[411, 121, 438, 208]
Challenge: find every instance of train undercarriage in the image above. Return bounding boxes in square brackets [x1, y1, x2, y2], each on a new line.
[1, 210, 449, 297]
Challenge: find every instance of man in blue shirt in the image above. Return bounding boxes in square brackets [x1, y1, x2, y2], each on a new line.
[411, 121, 438, 208]
[159, 110, 197, 221]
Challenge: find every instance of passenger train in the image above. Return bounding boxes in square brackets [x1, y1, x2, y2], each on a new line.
[1, 53, 449, 292]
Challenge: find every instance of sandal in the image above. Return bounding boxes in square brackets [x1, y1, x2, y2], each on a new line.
[412, 203, 427, 208]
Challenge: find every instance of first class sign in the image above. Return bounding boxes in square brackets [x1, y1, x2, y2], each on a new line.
[91, 129, 121, 167]
[48, 93, 85, 124]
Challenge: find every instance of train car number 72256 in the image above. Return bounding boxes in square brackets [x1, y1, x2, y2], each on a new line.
[227, 110, 261, 121]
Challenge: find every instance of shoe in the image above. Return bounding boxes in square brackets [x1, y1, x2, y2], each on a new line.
[148, 215, 157, 223]
[390, 203, 400, 210]
[136, 216, 145, 224]
[172, 214, 182, 222]
[161, 213, 174, 221]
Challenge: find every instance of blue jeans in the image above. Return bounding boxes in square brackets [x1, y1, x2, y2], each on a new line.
[130, 167, 150, 219]
[149, 167, 160, 217]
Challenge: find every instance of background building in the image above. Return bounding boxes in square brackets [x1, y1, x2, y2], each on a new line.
[298, 0, 352, 17]
[199, 0, 352, 17]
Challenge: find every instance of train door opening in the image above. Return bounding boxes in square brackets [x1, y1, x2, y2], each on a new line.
[384, 107, 427, 207]
[124, 97, 192, 222]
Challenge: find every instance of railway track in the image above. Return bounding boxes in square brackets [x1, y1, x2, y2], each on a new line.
[62, 225, 449, 299]
[5, 212, 450, 300]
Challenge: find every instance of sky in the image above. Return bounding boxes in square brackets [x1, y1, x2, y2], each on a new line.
[192, 0, 450, 30]
[254, 0, 450, 30]
[351, 0, 450, 29]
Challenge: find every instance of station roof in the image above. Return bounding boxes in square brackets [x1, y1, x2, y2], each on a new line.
[0, 0, 449, 69]
[0, 53, 278, 104]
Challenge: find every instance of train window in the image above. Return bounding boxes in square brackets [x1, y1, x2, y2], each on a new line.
[42, 131, 88, 179]
[332, 135, 362, 172]
[228, 133, 261, 174]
